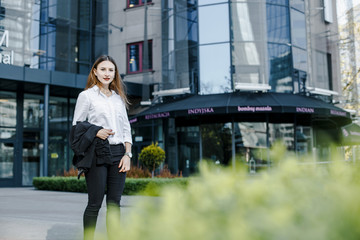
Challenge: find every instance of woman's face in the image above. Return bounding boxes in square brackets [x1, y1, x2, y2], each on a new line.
[94, 60, 115, 87]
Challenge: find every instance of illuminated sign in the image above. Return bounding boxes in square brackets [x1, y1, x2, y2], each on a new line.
[0, 30, 14, 65]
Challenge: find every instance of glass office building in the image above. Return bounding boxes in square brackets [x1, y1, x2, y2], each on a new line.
[0, 0, 110, 186]
[131, 0, 352, 176]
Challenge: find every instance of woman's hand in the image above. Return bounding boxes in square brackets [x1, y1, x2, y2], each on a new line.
[119, 155, 131, 172]
[96, 129, 114, 140]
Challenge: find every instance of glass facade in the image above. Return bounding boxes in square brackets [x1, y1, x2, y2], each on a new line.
[154, 0, 343, 175]
[161, 0, 331, 95]
[0, 0, 106, 186]
[0, 0, 107, 74]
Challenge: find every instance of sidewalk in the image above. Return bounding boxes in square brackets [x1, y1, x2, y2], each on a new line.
[0, 187, 151, 240]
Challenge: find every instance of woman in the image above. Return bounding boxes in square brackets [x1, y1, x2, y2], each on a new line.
[72, 55, 132, 240]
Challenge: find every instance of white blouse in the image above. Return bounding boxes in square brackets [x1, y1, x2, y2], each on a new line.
[72, 85, 132, 145]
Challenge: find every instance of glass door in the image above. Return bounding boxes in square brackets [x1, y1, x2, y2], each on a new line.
[0, 91, 17, 186]
[22, 94, 43, 185]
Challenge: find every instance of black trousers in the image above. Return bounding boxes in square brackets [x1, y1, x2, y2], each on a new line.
[83, 155, 126, 240]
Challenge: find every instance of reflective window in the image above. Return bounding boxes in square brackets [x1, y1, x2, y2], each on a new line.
[49, 96, 68, 131]
[267, 0, 289, 5]
[314, 51, 330, 89]
[234, 122, 268, 172]
[0, 142, 14, 178]
[198, 0, 228, 6]
[127, 0, 152, 8]
[268, 43, 292, 92]
[296, 126, 312, 155]
[177, 126, 200, 177]
[266, 5, 290, 44]
[22, 142, 41, 185]
[0, 91, 16, 127]
[199, 4, 230, 44]
[48, 131, 68, 177]
[290, 9, 306, 49]
[292, 47, 307, 72]
[231, 2, 268, 84]
[199, 43, 231, 94]
[201, 123, 232, 165]
[290, 0, 304, 12]
[127, 41, 153, 74]
[24, 94, 44, 129]
[269, 123, 294, 151]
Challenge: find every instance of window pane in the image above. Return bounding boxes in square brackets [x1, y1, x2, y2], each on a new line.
[129, 44, 140, 72]
[268, 43, 292, 92]
[49, 96, 68, 131]
[0, 91, 16, 127]
[199, 43, 231, 94]
[199, 3, 230, 44]
[234, 122, 268, 173]
[48, 131, 68, 176]
[22, 142, 41, 186]
[266, 0, 289, 5]
[269, 123, 294, 151]
[291, 0, 304, 12]
[291, 9, 306, 49]
[266, 5, 290, 44]
[292, 47, 307, 72]
[24, 94, 44, 129]
[0, 142, 14, 178]
[314, 51, 329, 89]
[201, 123, 232, 165]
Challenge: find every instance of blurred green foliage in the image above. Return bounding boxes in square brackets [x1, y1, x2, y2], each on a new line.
[32, 176, 188, 195]
[103, 150, 360, 240]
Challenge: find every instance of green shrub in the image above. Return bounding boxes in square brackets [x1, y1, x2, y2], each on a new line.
[33, 177, 87, 193]
[33, 176, 188, 196]
[138, 142, 166, 176]
[103, 156, 360, 240]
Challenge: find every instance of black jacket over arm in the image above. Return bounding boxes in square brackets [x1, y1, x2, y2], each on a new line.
[69, 121, 112, 177]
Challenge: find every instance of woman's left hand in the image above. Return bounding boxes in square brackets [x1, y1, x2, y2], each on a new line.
[119, 155, 131, 172]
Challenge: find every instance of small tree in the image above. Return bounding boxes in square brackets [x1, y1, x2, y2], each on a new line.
[139, 142, 166, 178]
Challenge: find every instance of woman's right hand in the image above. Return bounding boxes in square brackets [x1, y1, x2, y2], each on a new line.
[96, 129, 115, 140]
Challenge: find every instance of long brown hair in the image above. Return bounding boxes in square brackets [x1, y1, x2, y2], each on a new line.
[85, 55, 129, 107]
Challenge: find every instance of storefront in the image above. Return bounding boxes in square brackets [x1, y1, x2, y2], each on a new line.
[130, 92, 351, 176]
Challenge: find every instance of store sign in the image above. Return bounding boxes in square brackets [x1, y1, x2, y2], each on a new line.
[237, 106, 272, 112]
[0, 30, 14, 65]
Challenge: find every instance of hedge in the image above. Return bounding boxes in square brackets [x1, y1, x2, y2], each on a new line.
[32, 177, 189, 196]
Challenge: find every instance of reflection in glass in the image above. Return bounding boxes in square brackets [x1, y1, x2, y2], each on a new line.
[0, 143, 14, 178]
[22, 142, 40, 185]
[201, 123, 232, 165]
[296, 126, 312, 155]
[290, 0, 304, 12]
[314, 51, 330, 89]
[199, 3, 229, 45]
[129, 44, 139, 72]
[0, 91, 16, 127]
[24, 94, 44, 128]
[199, 43, 231, 94]
[292, 47, 307, 72]
[268, 43, 292, 92]
[269, 123, 294, 151]
[290, 9, 306, 49]
[48, 131, 68, 176]
[234, 122, 268, 172]
[198, 0, 227, 5]
[177, 126, 200, 177]
[0, 128, 16, 140]
[49, 96, 68, 131]
[231, 1, 266, 80]
[266, 4, 290, 44]
[266, 0, 289, 5]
